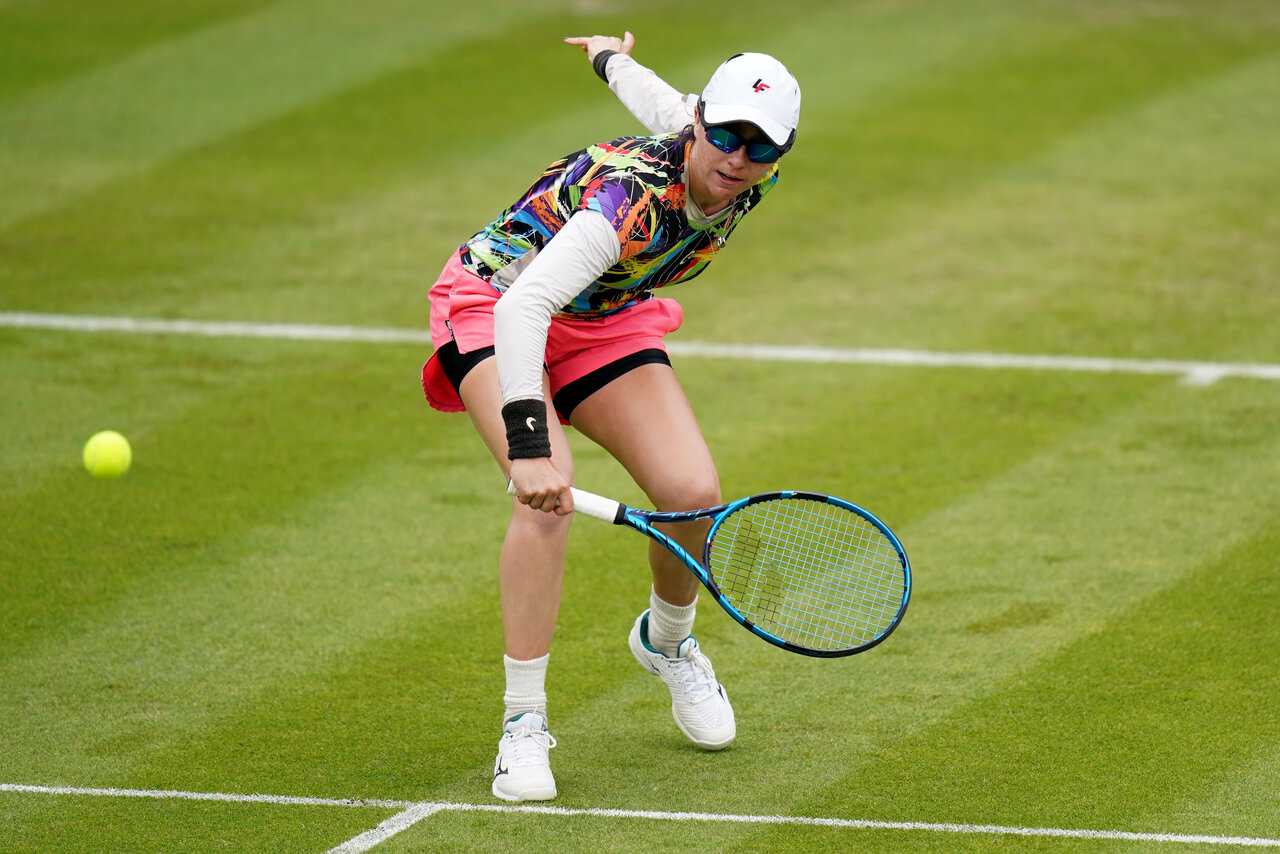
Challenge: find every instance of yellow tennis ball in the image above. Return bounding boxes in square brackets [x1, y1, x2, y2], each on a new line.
[83, 430, 132, 479]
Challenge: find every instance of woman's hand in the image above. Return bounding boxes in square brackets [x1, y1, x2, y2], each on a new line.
[564, 31, 634, 62]
[509, 456, 574, 516]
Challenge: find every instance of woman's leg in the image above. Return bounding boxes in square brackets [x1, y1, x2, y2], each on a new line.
[458, 357, 573, 801]
[458, 358, 575, 661]
[570, 362, 720, 606]
[570, 361, 735, 750]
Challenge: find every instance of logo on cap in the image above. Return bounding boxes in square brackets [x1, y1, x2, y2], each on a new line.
[752, 78, 770, 93]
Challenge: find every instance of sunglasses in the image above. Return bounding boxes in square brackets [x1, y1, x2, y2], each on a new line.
[702, 124, 786, 164]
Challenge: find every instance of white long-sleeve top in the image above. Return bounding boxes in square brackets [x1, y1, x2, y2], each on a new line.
[493, 209, 624, 405]
[605, 53, 699, 135]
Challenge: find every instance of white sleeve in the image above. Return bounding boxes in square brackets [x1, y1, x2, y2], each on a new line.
[603, 53, 697, 135]
[494, 209, 623, 405]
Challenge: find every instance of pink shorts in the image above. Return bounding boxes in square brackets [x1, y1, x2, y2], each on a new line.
[422, 250, 684, 421]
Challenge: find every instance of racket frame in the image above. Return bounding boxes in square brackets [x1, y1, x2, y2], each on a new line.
[566, 487, 910, 657]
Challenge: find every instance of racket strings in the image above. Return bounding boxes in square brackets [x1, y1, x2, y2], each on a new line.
[708, 498, 907, 652]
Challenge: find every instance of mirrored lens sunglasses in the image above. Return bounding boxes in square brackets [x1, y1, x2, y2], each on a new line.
[703, 125, 785, 164]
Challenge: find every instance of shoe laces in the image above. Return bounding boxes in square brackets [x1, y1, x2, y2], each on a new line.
[672, 647, 720, 704]
[503, 726, 556, 767]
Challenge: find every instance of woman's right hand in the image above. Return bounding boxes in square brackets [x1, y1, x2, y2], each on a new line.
[509, 456, 575, 516]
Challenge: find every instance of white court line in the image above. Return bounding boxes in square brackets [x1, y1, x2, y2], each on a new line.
[3, 311, 1279, 385]
[4, 783, 1279, 849]
[0, 782, 413, 809]
[324, 803, 444, 854]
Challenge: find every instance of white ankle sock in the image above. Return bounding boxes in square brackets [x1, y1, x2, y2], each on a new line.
[646, 589, 697, 657]
[503, 653, 549, 726]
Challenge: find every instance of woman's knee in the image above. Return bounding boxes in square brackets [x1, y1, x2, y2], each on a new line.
[507, 501, 574, 537]
[649, 471, 721, 513]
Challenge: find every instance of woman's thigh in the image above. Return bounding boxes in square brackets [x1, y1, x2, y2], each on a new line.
[569, 362, 719, 511]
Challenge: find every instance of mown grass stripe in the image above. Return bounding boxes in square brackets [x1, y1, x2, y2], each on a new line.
[0, 412, 499, 787]
[701, 376, 1280, 836]
[703, 16, 1280, 359]
[0, 0, 266, 99]
[0, 0, 555, 226]
[800, 514, 1280, 838]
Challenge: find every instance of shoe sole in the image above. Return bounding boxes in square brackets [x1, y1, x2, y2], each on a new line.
[673, 709, 735, 750]
[492, 779, 557, 802]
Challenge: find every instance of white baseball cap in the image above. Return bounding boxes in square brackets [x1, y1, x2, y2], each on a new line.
[699, 52, 801, 149]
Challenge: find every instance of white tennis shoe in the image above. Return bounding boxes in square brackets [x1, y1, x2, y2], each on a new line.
[629, 611, 736, 750]
[492, 712, 557, 802]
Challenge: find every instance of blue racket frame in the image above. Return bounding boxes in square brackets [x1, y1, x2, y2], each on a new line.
[605, 490, 911, 658]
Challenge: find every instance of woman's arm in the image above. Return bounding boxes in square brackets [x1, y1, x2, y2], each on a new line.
[565, 32, 696, 135]
[493, 209, 623, 408]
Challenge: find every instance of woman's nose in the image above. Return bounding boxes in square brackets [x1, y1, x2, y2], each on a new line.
[726, 145, 751, 167]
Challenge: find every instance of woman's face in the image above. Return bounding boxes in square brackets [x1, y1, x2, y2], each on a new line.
[687, 119, 776, 214]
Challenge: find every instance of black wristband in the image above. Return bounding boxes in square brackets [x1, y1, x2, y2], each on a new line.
[502, 399, 552, 460]
[592, 50, 618, 83]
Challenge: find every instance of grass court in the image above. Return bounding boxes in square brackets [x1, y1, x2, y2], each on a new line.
[2, 0, 1279, 850]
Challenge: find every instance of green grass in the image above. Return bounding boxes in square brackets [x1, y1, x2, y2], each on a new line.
[3, 0, 1280, 851]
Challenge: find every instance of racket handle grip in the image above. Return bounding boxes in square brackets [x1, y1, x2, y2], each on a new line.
[504, 481, 622, 523]
[568, 488, 622, 523]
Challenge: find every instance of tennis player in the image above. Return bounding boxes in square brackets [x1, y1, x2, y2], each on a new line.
[422, 31, 801, 802]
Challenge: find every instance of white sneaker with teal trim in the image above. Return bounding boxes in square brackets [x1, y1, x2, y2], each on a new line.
[492, 712, 557, 802]
[629, 611, 736, 750]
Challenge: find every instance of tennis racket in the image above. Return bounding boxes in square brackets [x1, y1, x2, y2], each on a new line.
[509, 484, 911, 657]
